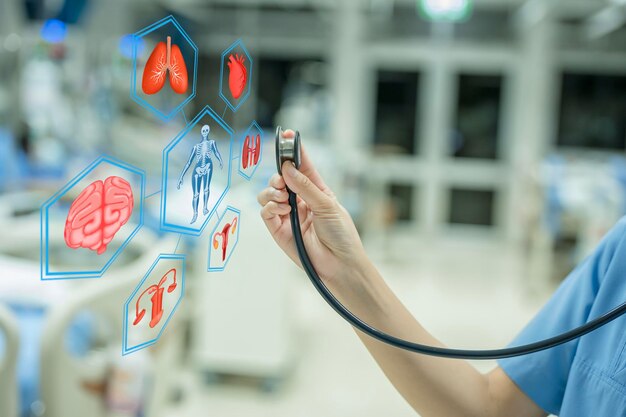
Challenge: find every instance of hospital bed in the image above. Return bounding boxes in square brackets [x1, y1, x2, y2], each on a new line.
[39, 238, 185, 417]
[0, 197, 184, 417]
[0, 303, 19, 417]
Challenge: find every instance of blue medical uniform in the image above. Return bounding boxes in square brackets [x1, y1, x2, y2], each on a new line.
[499, 218, 626, 416]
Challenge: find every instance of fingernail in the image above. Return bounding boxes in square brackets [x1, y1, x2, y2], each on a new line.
[283, 162, 296, 177]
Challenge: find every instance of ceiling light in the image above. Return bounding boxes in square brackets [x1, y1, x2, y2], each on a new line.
[419, 0, 473, 22]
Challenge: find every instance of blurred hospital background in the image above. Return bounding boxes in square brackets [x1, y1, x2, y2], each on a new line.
[0, 0, 625, 416]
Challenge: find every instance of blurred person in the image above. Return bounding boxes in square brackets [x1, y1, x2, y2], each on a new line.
[257, 129, 626, 416]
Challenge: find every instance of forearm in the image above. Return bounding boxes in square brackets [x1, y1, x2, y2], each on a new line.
[260, 149, 542, 417]
[330, 258, 490, 417]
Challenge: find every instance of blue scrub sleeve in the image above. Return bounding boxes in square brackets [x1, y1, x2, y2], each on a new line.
[498, 219, 626, 415]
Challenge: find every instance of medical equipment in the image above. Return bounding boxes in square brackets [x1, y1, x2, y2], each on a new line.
[0, 303, 19, 417]
[275, 126, 626, 360]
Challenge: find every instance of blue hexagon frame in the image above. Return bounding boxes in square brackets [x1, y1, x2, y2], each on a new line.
[160, 106, 234, 235]
[40, 156, 145, 280]
[122, 254, 185, 355]
[219, 39, 253, 112]
[131, 15, 199, 121]
[238, 121, 264, 181]
[207, 206, 241, 272]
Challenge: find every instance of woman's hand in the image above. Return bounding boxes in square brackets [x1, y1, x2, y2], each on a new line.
[257, 130, 367, 290]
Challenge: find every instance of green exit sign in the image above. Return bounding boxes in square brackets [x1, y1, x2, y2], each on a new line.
[419, 0, 473, 22]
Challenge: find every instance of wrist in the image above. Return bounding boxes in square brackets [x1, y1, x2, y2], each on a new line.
[326, 252, 390, 321]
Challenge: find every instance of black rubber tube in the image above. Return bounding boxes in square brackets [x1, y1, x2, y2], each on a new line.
[288, 191, 626, 360]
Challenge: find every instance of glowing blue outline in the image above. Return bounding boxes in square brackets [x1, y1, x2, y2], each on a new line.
[237, 121, 264, 181]
[40, 156, 145, 280]
[160, 105, 234, 236]
[122, 254, 186, 355]
[130, 15, 199, 121]
[207, 206, 241, 272]
[218, 39, 253, 113]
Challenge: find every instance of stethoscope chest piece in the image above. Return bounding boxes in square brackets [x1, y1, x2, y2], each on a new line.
[275, 126, 301, 175]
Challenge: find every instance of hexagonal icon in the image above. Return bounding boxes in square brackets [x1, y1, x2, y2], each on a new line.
[161, 106, 234, 235]
[237, 121, 265, 181]
[123, 254, 185, 355]
[219, 39, 253, 112]
[40, 156, 145, 280]
[208, 206, 241, 272]
[131, 15, 198, 121]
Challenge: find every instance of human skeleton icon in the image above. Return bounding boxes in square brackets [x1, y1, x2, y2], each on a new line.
[177, 124, 223, 224]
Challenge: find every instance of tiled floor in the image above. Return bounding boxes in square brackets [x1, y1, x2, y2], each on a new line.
[165, 238, 551, 417]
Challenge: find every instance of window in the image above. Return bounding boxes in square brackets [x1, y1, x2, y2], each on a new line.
[374, 70, 419, 155]
[256, 58, 325, 128]
[557, 72, 626, 150]
[194, 56, 222, 115]
[450, 74, 503, 159]
[448, 188, 495, 226]
[388, 183, 415, 222]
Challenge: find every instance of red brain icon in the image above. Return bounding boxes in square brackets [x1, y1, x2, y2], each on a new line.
[64, 176, 135, 255]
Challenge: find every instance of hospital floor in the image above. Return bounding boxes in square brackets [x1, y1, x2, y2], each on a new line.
[164, 237, 552, 417]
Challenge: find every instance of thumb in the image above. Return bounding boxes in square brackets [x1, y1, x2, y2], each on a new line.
[282, 162, 334, 213]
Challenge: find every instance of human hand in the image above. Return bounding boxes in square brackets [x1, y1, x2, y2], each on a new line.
[257, 130, 368, 289]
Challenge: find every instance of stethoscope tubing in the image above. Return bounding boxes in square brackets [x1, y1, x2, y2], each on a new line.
[287, 191, 626, 359]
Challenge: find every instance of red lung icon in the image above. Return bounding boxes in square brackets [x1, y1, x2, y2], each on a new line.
[133, 268, 178, 328]
[64, 176, 134, 255]
[227, 53, 247, 99]
[213, 217, 238, 261]
[142, 36, 188, 95]
[242, 134, 261, 169]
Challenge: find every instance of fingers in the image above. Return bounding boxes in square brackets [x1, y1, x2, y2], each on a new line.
[281, 129, 330, 194]
[257, 185, 288, 206]
[281, 129, 296, 139]
[257, 173, 291, 232]
[260, 201, 291, 220]
[269, 173, 286, 190]
[298, 144, 331, 194]
[282, 162, 334, 213]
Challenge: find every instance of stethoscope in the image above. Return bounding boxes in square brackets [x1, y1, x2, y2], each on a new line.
[275, 126, 626, 359]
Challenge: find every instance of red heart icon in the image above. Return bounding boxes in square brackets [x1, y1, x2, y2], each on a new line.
[227, 53, 247, 100]
[142, 36, 188, 95]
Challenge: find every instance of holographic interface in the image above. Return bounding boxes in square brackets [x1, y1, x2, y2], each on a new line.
[39, 17, 261, 354]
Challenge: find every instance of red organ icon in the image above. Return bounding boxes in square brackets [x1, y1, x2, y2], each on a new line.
[242, 134, 261, 169]
[64, 176, 134, 255]
[142, 36, 188, 95]
[133, 268, 178, 328]
[213, 217, 238, 261]
[227, 53, 247, 99]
